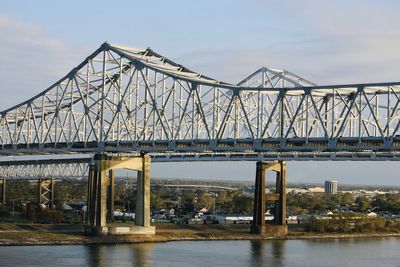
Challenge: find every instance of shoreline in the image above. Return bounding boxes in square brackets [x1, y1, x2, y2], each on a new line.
[1, 230, 400, 246]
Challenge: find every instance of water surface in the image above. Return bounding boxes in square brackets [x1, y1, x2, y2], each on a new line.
[0, 238, 399, 266]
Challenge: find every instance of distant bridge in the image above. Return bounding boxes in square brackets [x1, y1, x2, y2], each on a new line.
[0, 158, 90, 180]
[1, 42, 400, 161]
[153, 184, 237, 191]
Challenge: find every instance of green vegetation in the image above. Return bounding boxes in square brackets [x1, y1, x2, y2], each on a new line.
[287, 192, 355, 213]
[145, 186, 253, 216]
[304, 214, 400, 233]
[29, 210, 65, 224]
[372, 194, 400, 213]
[2, 178, 400, 237]
[287, 191, 400, 214]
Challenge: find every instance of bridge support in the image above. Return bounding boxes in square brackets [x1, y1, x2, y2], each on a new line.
[0, 179, 5, 206]
[37, 178, 55, 210]
[86, 154, 154, 235]
[251, 161, 287, 236]
[107, 169, 115, 223]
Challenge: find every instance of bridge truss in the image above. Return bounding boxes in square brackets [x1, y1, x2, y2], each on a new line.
[0, 158, 89, 180]
[1, 42, 400, 161]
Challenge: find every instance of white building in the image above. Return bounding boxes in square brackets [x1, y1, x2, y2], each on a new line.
[325, 180, 338, 194]
[287, 187, 325, 194]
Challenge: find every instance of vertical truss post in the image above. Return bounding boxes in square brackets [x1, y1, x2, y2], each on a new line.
[280, 91, 285, 138]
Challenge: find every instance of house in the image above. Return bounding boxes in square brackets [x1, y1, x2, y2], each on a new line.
[61, 202, 87, 223]
[199, 207, 208, 213]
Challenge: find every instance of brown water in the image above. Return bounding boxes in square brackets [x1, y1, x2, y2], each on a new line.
[0, 238, 399, 266]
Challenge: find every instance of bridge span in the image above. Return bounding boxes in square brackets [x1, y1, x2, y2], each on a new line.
[1, 42, 400, 236]
[0, 42, 400, 159]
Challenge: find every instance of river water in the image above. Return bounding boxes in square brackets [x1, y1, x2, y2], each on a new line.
[0, 238, 399, 267]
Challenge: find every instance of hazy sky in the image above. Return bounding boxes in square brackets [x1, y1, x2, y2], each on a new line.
[1, 0, 400, 185]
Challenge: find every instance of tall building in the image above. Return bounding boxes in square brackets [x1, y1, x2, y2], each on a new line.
[325, 180, 338, 194]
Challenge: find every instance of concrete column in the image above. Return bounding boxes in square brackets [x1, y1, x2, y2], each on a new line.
[107, 169, 115, 222]
[88, 164, 99, 227]
[37, 178, 42, 209]
[251, 161, 266, 234]
[135, 156, 151, 227]
[94, 156, 108, 227]
[87, 164, 95, 226]
[1, 178, 6, 206]
[275, 161, 286, 225]
[49, 178, 55, 209]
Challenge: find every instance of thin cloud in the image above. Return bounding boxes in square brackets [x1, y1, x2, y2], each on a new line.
[0, 15, 88, 110]
[174, 1, 400, 85]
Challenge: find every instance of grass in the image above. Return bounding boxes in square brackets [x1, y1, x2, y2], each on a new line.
[0, 222, 399, 246]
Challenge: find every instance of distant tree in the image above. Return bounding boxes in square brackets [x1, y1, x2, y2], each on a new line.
[355, 196, 371, 211]
[340, 193, 355, 208]
[198, 193, 214, 210]
[150, 194, 162, 209]
[232, 194, 253, 214]
[181, 199, 196, 215]
[372, 193, 400, 213]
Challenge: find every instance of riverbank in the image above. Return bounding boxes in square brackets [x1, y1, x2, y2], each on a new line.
[0, 223, 399, 246]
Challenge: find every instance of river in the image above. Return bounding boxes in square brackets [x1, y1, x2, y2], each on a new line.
[0, 238, 399, 266]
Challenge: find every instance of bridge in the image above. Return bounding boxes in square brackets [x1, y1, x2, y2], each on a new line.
[1, 42, 400, 235]
[2, 42, 400, 159]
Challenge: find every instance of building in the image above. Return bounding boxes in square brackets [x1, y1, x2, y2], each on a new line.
[325, 180, 338, 194]
[287, 187, 325, 194]
[308, 187, 325, 193]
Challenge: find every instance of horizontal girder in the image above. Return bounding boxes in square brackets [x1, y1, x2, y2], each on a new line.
[2, 148, 400, 180]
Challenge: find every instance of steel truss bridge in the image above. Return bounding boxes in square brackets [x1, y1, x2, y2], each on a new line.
[1, 42, 400, 179]
[0, 158, 90, 180]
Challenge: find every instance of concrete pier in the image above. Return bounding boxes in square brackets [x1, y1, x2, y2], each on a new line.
[86, 154, 155, 236]
[251, 161, 287, 236]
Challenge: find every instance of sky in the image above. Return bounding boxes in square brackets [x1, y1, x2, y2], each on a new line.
[1, 0, 400, 185]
